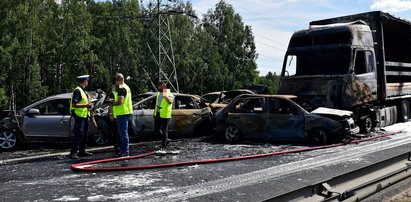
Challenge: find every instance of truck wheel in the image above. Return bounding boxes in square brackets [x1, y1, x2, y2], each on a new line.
[0, 131, 19, 151]
[398, 100, 409, 122]
[225, 125, 242, 143]
[308, 128, 328, 145]
[359, 116, 373, 134]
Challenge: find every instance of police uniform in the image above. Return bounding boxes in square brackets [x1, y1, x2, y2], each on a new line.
[69, 75, 92, 159]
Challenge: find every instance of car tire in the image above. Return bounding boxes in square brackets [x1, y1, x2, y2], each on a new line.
[308, 128, 328, 145]
[224, 125, 242, 143]
[359, 116, 373, 134]
[93, 120, 110, 145]
[0, 130, 20, 151]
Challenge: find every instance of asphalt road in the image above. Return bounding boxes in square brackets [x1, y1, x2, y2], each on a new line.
[1, 122, 411, 201]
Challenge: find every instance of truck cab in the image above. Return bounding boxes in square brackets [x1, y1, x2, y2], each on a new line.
[279, 11, 411, 133]
[279, 21, 377, 111]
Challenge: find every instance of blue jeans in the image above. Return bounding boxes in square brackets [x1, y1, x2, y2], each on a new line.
[116, 114, 131, 154]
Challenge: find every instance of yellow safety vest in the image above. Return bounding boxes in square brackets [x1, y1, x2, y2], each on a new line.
[113, 83, 133, 117]
[70, 86, 90, 118]
[154, 92, 172, 118]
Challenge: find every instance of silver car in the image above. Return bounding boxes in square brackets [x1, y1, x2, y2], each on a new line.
[0, 91, 105, 151]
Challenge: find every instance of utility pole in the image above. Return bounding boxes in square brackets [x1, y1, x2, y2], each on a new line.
[143, 0, 179, 92]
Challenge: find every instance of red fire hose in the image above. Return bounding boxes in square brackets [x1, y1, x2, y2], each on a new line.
[71, 131, 402, 171]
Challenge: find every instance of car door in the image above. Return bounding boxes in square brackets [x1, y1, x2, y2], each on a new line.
[172, 95, 203, 135]
[265, 98, 305, 141]
[225, 97, 266, 139]
[22, 98, 71, 138]
[132, 96, 156, 134]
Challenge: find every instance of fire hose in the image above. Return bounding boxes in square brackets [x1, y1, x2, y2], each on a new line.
[71, 131, 402, 171]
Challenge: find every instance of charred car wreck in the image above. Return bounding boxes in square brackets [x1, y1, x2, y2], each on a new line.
[96, 93, 213, 143]
[214, 94, 358, 145]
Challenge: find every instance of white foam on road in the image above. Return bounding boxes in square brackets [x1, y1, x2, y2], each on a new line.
[131, 129, 411, 201]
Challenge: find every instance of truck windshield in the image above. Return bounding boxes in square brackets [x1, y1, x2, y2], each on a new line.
[284, 47, 351, 76]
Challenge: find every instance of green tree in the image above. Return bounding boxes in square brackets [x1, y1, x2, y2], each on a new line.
[203, 0, 258, 91]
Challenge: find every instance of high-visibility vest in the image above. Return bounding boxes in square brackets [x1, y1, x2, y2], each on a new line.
[154, 92, 172, 118]
[113, 83, 133, 117]
[70, 86, 90, 118]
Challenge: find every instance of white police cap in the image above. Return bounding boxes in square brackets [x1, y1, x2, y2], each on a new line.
[77, 75, 89, 81]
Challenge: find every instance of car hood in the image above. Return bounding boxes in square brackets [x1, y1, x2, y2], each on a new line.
[311, 107, 353, 118]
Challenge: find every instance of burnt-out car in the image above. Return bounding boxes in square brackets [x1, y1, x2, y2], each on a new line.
[130, 93, 213, 137]
[0, 90, 106, 151]
[95, 93, 213, 142]
[201, 89, 255, 112]
[214, 94, 359, 145]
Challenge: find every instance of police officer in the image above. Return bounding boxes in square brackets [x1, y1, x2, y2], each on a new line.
[69, 75, 93, 159]
[110, 73, 133, 157]
[154, 82, 174, 149]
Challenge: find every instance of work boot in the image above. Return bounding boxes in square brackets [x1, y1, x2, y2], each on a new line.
[79, 151, 93, 156]
[70, 153, 79, 160]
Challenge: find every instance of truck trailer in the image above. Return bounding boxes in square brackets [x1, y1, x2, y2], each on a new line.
[278, 11, 411, 133]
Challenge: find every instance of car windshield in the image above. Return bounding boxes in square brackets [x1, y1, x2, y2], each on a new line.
[285, 47, 351, 76]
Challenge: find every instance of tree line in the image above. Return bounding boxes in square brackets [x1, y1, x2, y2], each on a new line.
[0, 0, 280, 111]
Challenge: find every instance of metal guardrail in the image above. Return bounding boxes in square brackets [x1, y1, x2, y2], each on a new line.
[268, 152, 411, 201]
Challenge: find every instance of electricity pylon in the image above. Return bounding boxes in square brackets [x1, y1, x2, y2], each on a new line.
[143, 0, 179, 92]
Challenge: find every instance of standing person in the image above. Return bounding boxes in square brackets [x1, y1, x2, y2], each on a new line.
[108, 79, 120, 153]
[110, 73, 133, 157]
[154, 82, 174, 149]
[69, 75, 93, 159]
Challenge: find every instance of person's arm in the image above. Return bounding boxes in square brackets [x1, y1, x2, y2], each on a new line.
[72, 89, 93, 108]
[111, 96, 124, 106]
[109, 105, 114, 121]
[111, 88, 126, 106]
[165, 95, 173, 104]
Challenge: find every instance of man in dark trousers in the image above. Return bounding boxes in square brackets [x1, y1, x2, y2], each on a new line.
[110, 73, 133, 157]
[69, 75, 93, 159]
[154, 82, 174, 149]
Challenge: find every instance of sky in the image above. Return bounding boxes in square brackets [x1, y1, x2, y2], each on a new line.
[188, 0, 411, 75]
[96, 0, 411, 76]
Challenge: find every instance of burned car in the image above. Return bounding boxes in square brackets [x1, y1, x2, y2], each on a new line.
[201, 89, 255, 112]
[96, 93, 213, 141]
[0, 90, 107, 151]
[214, 94, 359, 145]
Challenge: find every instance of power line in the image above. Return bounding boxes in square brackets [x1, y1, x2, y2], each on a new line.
[255, 40, 285, 53]
[258, 53, 282, 60]
[253, 32, 287, 47]
[228, 1, 297, 30]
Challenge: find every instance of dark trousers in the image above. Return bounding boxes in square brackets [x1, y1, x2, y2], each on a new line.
[70, 115, 89, 154]
[154, 117, 170, 147]
[110, 119, 120, 152]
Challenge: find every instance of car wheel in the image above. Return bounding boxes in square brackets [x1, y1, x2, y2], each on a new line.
[359, 116, 373, 134]
[225, 125, 241, 143]
[94, 120, 110, 145]
[0, 131, 19, 151]
[308, 128, 328, 145]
